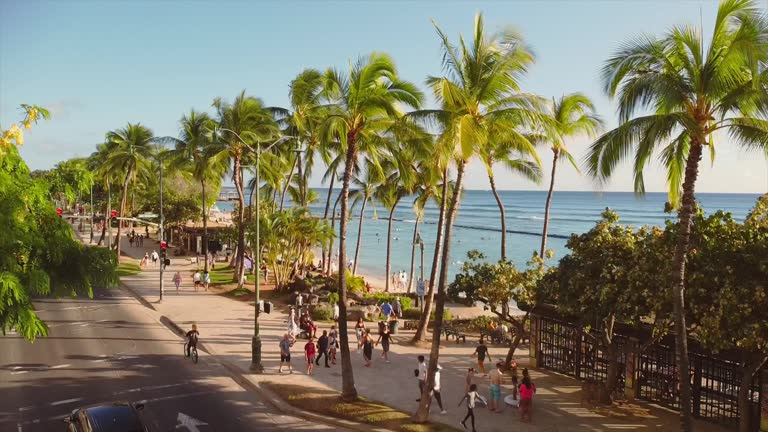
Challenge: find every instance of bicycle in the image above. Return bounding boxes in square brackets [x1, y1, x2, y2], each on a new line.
[184, 340, 199, 364]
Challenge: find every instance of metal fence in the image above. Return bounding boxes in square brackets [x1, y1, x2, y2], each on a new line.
[535, 315, 763, 431]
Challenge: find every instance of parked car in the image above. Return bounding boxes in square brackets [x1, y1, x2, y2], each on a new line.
[64, 402, 148, 432]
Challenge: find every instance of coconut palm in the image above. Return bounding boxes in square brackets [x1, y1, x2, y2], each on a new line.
[211, 91, 280, 287]
[101, 123, 155, 261]
[321, 52, 424, 401]
[321, 151, 344, 273]
[162, 110, 228, 272]
[480, 125, 543, 260]
[413, 14, 537, 422]
[350, 160, 383, 275]
[587, 2, 768, 428]
[540, 94, 601, 257]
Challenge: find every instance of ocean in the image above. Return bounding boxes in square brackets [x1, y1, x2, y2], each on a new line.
[217, 188, 762, 285]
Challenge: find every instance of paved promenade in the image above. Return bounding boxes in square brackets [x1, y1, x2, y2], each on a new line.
[79, 225, 729, 432]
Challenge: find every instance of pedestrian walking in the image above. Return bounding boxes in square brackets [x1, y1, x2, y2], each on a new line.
[172, 271, 182, 291]
[519, 370, 536, 422]
[362, 329, 373, 367]
[328, 325, 338, 365]
[138, 234, 144, 247]
[465, 367, 476, 392]
[316, 330, 330, 368]
[203, 270, 210, 291]
[472, 340, 491, 376]
[392, 297, 402, 319]
[416, 355, 427, 401]
[458, 384, 486, 432]
[488, 362, 504, 413]
[140, 253, 148, 268]
[432, 364, 447, 414]
[193, 271, 201, 291]
[304, 337, 316, 375]
[129, 236, 135, 248]
[355, 318, 365, 351]
[279, 333, 293, 374]
[332, 302, 340, 321]
[380, 299, 393, 320]
[151, 250, 159, 267]
[375, 326, 392, 363]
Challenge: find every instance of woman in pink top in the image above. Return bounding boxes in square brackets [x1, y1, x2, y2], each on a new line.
[518, 373, 536, 422]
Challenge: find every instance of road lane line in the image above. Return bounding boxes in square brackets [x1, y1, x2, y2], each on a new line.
[136, 390, 214, 404]
[11, 371, 28, 375]
[16, 423, 21, 432]
[50, 398, 82, 406]
[50, 364, 71, 369]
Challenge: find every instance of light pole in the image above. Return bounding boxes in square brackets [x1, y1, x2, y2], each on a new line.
[219, 128, 294, 372]
[159, 153, 165, 302]
[106, 183, 111, 249]
[90, 183, 94, 244]
[415, 232, 425, 309]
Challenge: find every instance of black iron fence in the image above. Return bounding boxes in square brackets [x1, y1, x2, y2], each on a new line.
[534, 315, 763, 431]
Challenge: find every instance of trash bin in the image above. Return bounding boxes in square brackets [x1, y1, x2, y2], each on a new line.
[389, 319, 399, 335]
[378, 321, 387, 335]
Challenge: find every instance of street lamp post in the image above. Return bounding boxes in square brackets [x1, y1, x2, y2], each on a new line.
[219, 128, 294, 372]
[415, 232, 425, 309]
[106, 183, 111, 249]
[90, 183, 94, 244]
[159, 156, 165, 302]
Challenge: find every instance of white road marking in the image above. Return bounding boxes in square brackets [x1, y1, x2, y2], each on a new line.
[16, 423, 21, 432]
[50, 398, 82, 406]
[18, 407, 33, 412]
[50, 364, 70, 369]
[176, 412, 208, 431]
[136, 390, 213, 405]
[11, 371, 28, 375]
[113, 383, 187, 395]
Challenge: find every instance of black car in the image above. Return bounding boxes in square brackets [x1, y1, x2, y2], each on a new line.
[64, 402, 148, 432]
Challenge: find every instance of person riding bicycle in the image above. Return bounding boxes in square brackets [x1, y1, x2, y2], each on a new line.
[185, 324, 199, 357]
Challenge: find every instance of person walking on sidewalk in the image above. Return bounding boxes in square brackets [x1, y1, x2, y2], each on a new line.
[203, 270, 210, 291]
[519, 372, 536, 423]
[458, 384, 486, 432]
[355, 318, 366, 351]
[472, 340, 491, 376]
[315, 330, 330, 368]
[375, 325, 392, 363]
[328, 325, 338, 365]
[151, 250, 159, 267]
[193, 271, 201, 291]
[279, 334, 293, 374]
[416, 355, 427, 401]
[304, 337, 316, 375]
[392, 297, 402, 319]
[140, 253, 148, 268]
[465, 367, 476, 392]
[362, 329, 374, 367]
[172, 271, 182, 291]
[432, 364, 447, 414]
[488, 362, 504, 413]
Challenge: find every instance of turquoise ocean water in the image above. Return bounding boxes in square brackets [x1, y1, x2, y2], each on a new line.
[217, 189, 762, 284]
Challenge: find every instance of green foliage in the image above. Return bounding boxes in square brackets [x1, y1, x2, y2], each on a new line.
[312, 305, 334, 321]
[117, 262, 142, 276]
[328, 292, 339, 305]
[468, 315, 494, 331]
[364, 292, 412, 311]
[329, 270, 366, 295]
[402, 308, 422, 320]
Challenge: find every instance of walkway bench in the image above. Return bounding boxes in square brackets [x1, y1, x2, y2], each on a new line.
[443, 326, 467, 343]
[403, 320, 418, 330]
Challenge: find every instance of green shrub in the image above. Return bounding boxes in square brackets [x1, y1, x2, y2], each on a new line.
[328, 292, 339, 305]
[312, 305, 333, 321]
[329, 270, 365, 294]
[403, 308, 422, 320]
[469, 315, 493, 331]
[364, 293, 413, 311]
[432, 309, 452, 321]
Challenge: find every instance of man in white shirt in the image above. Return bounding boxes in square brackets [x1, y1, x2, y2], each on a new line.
[193, 271, 201, 291]
[416, 355, 427, 401]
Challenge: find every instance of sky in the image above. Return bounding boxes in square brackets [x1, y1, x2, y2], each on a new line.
[2, 0, 767, 193]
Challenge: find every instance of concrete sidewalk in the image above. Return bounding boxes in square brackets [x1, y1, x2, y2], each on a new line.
[80, 224, 728, 432]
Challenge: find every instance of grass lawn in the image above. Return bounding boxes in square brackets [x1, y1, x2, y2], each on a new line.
[207, 267, 254, 285]
[264, 383, 460, 432]
[117, 262, 142, 276]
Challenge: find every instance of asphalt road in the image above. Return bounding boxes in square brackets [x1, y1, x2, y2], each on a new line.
[0, 289, 336, 432]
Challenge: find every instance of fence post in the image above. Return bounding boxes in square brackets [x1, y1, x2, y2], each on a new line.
[624, 337, 640, 401]
[529, 314, 539, 368]
[692, 355, 701, 418]
[760, 368, 768, 432]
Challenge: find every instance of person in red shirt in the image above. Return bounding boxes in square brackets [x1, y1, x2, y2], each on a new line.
[518, 368, 537, 423]
[304, 337, 316, 375]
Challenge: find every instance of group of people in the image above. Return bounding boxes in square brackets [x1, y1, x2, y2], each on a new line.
[279, 324, 341, 375]
[379, 298, 403, 320]
[128, 231, 146, 247]
[191, 270, 210, 291]
[353, 318, 394, 366]
[139, 250, 160, 268]
[390, 270, 409, 291]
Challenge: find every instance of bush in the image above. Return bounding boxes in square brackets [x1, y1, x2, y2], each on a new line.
[469, 315, 494, 331]
[364, 293, 413, 310]
[403, 308, 422, 320]
[312, 305, 333, 321]
[328, 292, 339, 305]
[329, 270, 365, 294]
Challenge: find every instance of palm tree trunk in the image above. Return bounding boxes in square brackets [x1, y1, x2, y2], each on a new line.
[115, 167, 132, 262]
[739, 354, 767, 432]
[97, 197, 107, 246]
[540, 150, 558, 257]
[488, 170, 506, 261]
[352, 196, 367, 275]
[327, 191, 343, 275]
[249, 177, 256, 222]
[671, 141, 703, 432]
[384, 199, 400, 292]
[296, 153, 305, 206]
[407, 217, 420, 293]
[201, 179, 209, 273]
[338, 133, 358, 401]
[280, 155, 298, 211]
[412, 168, 448, 343]
[415, 162, 466, 423]
[233, 155, 247, 288]
[321, 173, 335, 272]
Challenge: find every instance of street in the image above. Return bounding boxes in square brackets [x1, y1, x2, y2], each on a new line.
[0, 288, 335, 432]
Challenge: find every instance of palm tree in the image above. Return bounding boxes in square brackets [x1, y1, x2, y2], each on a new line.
[321, 152, 343, 274]
[375, 180, 407, 293]
[413, 14, 537, 422]
[162, 110, 228, 272]
[350, 160, 382, 275]
[211, 91, 280, 287]
[101, 123, 155, 261]
[540, 94, 601, 257]
[587, 2, 768, 429]
[321, 52, 423, 401]
[480, 124, 543, 260]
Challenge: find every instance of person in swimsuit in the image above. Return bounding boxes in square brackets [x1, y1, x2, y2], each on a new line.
[488, 362, 504, 413]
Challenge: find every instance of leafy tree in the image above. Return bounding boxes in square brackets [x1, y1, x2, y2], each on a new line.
[587, 2, 768, 426]
[321, 52, 424, 401]
[0, 106, 117, 341]
[44, 158, 94, 210]
[448, 250, 547, 366]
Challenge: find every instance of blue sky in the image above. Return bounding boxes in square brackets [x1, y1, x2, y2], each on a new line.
[2, 0, 766, 193]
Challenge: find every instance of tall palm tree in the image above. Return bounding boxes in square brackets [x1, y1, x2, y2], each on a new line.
[321, 52, 424, 401]
[101, 123, 155, 261]
[540, 94, 601, 257]
[587, 2, 768, 429]
[413, 14, 537, 422]
[375, 180, 407, 293]
[321, 151, 343, 273]
[162, 110, 228, 272]
[350, 160, 382, 275]
[480, 125, 543, 260]
[211, 91, 280, 287]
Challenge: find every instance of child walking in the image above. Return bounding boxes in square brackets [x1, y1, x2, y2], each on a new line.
[458, 383, 486, 431]
[304, 337, 316, 375]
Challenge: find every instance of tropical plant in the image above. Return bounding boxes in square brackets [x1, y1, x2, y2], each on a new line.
[320, 152, 343, 274]
[101, 123, 155, 261]
[211, 91, 280, 286]
[413, 14, 538, 422]
[350, 160, 383, 275]
[586, 1, 768, 427]
[320, 52, 424, 401]
[540, 94, 601, 257]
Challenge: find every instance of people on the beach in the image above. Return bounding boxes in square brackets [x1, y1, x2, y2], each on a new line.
[472, 340, 491, 376]
[458, 383, 486, 432]
[193, 270, 201, 291]
[376, 325, 392, 363]
[328, 325, 338, 365]
[172, 271, 182, 290]
[362, 329, 374, 367]
[519, 369, 536, 422]
[279, 333, 292, 374]
[304, 337, 316, 375]
[489, 362, 503, 413]
[355, 318, 366, 351]
[416, 355, 427, 401]
[316, 330, 330, 368]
